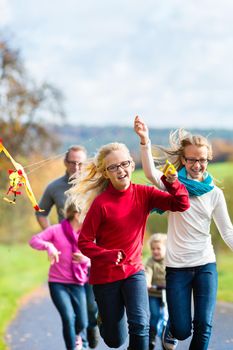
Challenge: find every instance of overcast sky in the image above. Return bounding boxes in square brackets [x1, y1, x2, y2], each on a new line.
[1, 0, 233, 129]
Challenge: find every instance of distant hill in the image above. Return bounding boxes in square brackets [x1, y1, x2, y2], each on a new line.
[51, 124, 233, 164]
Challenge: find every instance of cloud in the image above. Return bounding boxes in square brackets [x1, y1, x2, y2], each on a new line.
[0, 0, 11, 25]
[1, 0, 233, 128]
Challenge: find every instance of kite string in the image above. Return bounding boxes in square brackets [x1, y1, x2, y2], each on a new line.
[24, 152, 66, 174]
[20, 135, 105, 175]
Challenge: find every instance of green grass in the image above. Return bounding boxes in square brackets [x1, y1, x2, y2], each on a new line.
[0, 244, 48, 350]
[217, 251, 233, 302]
[208, 162, 233, 180]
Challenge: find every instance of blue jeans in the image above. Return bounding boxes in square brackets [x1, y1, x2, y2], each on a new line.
[166, 263, 218, 350]
[93, 270, 150, 350]
[85, 282, 98, 329]
[49, 282, 88, 350]
[149, 295, 168, 338]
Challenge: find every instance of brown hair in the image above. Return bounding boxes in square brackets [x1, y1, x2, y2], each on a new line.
[65, 145, 87, 161]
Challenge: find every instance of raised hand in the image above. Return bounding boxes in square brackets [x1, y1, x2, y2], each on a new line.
[134, 115, 149, 145]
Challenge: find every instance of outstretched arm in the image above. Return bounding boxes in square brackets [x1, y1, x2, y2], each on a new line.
[134, 116, 165, 188]
[36, 215, 50, 229]
[29, 227, 61, 264]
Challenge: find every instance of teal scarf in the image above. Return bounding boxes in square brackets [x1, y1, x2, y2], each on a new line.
[178, 167, 214, 196]
[152, 167, 214, 214]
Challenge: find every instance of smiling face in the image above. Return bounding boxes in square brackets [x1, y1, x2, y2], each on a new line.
[181, 144, 209, 181]
[151, 241, 166, 261]
[104, 149, 135, 190]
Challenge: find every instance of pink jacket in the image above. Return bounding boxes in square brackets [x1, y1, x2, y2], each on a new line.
[29, 223, 90, 285]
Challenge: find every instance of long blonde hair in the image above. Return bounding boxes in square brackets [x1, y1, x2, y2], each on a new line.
[67, 142, 133, 222]
[152, 129, 213, 171]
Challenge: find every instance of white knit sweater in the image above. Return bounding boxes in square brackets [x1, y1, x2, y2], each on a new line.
[141, 141, 233, 267]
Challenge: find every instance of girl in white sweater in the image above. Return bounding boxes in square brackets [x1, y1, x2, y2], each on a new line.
[134, 116, 233, 350]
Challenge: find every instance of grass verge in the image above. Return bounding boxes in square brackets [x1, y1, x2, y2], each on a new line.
[0, 244, 48, 350]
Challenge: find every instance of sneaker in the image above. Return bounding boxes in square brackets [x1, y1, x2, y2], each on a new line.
[162, 325, 178, 350]
[75, 334, 83, 350]
[149, 341, 155, 350]
[87, 326, 99, 349]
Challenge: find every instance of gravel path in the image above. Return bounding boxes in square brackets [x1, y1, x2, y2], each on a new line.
[5, 285, 233, 350]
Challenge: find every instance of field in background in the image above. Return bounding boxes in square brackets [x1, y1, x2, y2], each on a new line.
[133, 161, 233, 184]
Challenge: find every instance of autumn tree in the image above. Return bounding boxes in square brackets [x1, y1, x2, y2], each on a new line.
[0, 35, 67, 242]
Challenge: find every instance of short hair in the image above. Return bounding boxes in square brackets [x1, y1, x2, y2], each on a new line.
[148, 233, 167, 247]
[65, 145, 87, 161]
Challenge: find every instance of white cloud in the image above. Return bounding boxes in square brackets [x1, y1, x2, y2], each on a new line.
[1, 0, 233, 128]
[0, 0, 11, 25]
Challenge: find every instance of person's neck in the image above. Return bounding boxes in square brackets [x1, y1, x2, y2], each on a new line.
[69, 218, 81, 231]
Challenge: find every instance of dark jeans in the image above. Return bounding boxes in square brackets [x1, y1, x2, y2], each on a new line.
[166, 263, 218, 350]
[93, 270, 150, 350]
[49, 282, 88, 350]
[85, 282, 98, 329]
[149, 295, 168, 338]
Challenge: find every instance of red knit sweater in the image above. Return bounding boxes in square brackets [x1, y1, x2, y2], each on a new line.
[78, 177, 189, 284]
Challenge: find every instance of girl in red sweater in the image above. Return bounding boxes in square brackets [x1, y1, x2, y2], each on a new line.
[68, 142, 189, 350]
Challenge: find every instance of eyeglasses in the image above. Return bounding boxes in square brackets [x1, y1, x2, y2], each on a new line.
[66, 160, 83, 167]
[183, 157, 209, 165]
[106, 160, 131, 172]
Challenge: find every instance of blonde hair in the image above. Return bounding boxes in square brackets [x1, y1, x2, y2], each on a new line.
[63, 197, 81, 221]
[67, 142, 133, 222]
[152, 129, 213, 171]
[148, 233, 167, 248]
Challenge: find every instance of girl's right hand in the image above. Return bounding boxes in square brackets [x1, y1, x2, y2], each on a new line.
[115, 251, 123, 265]
[46, 243, 61, 265]
[134, 115, 149, 145]
[165, 171, 178, 184]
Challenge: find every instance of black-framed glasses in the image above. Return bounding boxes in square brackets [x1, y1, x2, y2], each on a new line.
[66, 160, 83, 167]
[183, 157, 209, 165]
[106, 160, 131, 172]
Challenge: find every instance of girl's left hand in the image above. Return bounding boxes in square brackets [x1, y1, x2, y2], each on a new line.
[115, 251, 123, 265]
[166, 172, 178, 183]
[72, 252, 88, 263]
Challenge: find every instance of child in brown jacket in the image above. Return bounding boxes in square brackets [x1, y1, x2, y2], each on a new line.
[145, 233, 168, 350]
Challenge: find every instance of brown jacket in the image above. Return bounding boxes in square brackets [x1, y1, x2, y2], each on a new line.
[145, 257, 166, 297]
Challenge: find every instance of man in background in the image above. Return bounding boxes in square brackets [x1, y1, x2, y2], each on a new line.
[36, 145, 99, 349]
[36, 145, 87, 228]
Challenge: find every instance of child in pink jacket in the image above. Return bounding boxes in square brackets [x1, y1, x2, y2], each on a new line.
[29, 202, 90, 350]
